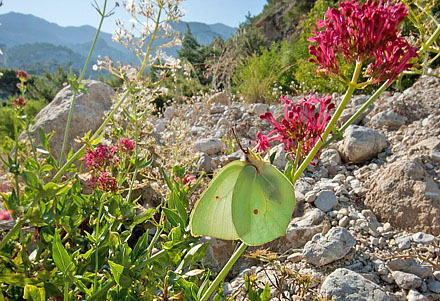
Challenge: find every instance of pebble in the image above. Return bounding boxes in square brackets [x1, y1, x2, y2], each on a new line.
[314, 190, 338, 212]
[392, 271, 422, 289]
[412, 232, 435, 245]
[428, 278, 440, 293]
[339, 216, 350, 227]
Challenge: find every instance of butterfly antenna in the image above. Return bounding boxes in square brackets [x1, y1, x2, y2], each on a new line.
[232, 126, 249, 155]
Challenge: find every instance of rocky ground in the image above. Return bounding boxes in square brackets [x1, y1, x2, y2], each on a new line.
[152, 74, 440, 300]
[1, 73, 439, 300]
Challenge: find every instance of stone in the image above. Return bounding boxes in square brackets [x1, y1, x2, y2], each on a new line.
[368, 109, 407, 130]
[197, 153, 212, 172]
[268, 144, 287, 171]
[392, 271, 422, 289]
[251, 103, 269, 116]
[396, 236, 411, 251]
[268, 208, 328, 252]
[320, 149, 342, 166]
[364, 157, 440, 235]
[26, 80, 114, 160]
[208, 92, 230, 106]
[412, 232, 436, 245]
[320, 268, 392, 300]
[193, 138, 224, 155]
[201, 237, 234, 271]
[303, 227, 356, 267]
[407, 290, 429, 301]
[339, 216, 349, 227]
[434, 271, 440, 281]
[216, 117, 230, 128]
[387, 258, 432, 279]
[163, 106, 177, 119]
[428, 278, 440, 293]
[314, 190, 338, 212]
[287, 252, 304, 263]
[340, 125, 388, 163]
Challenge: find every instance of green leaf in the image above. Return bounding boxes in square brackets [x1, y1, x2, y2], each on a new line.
[161, 167, 173, 190]
[38, 127, 49, 151]
[163, 208, 184, 227]
[108, 260, 124, 287]
[22, 171, 41, 188]
[52, 230, 73, 275]
[260, 283, 271, 301]
[131, 207, 156, 228]
[38, 182, 72, 199]
[23, 284, 46, 301]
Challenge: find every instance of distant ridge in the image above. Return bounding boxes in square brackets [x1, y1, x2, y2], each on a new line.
[0, 12, 237, 76]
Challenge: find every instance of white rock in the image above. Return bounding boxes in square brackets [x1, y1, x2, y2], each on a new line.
[27, 80, 114, 160]
[392, 271, 422, 289]
[193, 138, 224, 155]
[320, 268, 392, 300]
[340, 125, 388, 163]
[303, 227, 356, 267]
[314, 190, 338, 212]
[164, 106, 177, 119]
[412, 232, 436, 245]
[251, 103, 269, 116]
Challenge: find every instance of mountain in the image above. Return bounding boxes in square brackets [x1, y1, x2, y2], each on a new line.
[0, 12, 237, 75]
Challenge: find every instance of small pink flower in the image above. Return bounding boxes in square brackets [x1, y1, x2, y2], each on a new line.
[12, 97, 27, 108]
[16, 70, 28, 82]
[308, 0, 418, 83]
[0, 210, 13, 221]
[97, 172, 118, 192]
[256, 95, 334, 161]
[81, 144, 118, 170]
[182, 174, 196, 186]
[118, 138, 135, 154]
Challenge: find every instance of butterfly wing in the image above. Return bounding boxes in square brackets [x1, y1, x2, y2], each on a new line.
[190, 160, 246, 240]
[231, 163, 295, 246]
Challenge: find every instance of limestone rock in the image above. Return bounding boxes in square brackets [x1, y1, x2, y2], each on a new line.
[368, 109, 407, 130]
[320, 268, 392, 300]
[340, 125, 388, 163]
[27, 80, 114, 160]
[314, 190, 338, 212]
[303, 227, 356, 267]
[193, 138, 224, 155]
[392, 271, 422, 289]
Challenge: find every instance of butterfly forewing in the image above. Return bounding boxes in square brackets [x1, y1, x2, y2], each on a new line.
[190, 161, 246, 240]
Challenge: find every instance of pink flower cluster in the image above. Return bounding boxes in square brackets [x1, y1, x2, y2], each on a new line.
[174, 174, 196, 186]
[16, 70, 28, 82]
[12, 97, 28, 108]
[81, 144, 118, 170]
[0, 210, 13, 221]
[256, 95, 335, 160]
[308, 0, 418, 83]
[80, 138, 135, 192]
[119, 138, 135, 154]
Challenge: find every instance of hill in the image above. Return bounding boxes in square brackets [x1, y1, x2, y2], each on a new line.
[0, 12, 237, 75]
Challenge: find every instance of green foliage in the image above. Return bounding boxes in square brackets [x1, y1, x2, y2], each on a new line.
[233, 42, 294, 103]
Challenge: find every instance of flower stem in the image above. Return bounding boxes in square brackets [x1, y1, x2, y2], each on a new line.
[200, 242, 248, 301]
[93, 201, 104, 294]
[321, 78, 390, 149]
[292, 60, 363, 183]
[64, 281, 69, 301]
[290, 142, 302, 183]
[59, 0, 108, 167]
[0, 218, 26, 250]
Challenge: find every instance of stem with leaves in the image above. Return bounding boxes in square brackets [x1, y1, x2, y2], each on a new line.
[59, 0, 108, 167]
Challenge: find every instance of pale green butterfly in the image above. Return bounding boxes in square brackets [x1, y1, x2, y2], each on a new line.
[190, 148, 296, 246]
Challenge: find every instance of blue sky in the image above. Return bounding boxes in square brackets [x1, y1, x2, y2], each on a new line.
[1, 0, 267, 33]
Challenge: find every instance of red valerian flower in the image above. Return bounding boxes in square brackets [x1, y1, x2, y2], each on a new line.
[16, 70, 28, 82]
[97, 172, 119, 192]
[12, 97, 28, 108]
[308, 0, 418, 83]
[256, 95, 335, 160]
[118, 138, 135, 154]
[0, 210, 13, 221]
[80, 144, 118, 170]
[182, 174, 196, 186]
